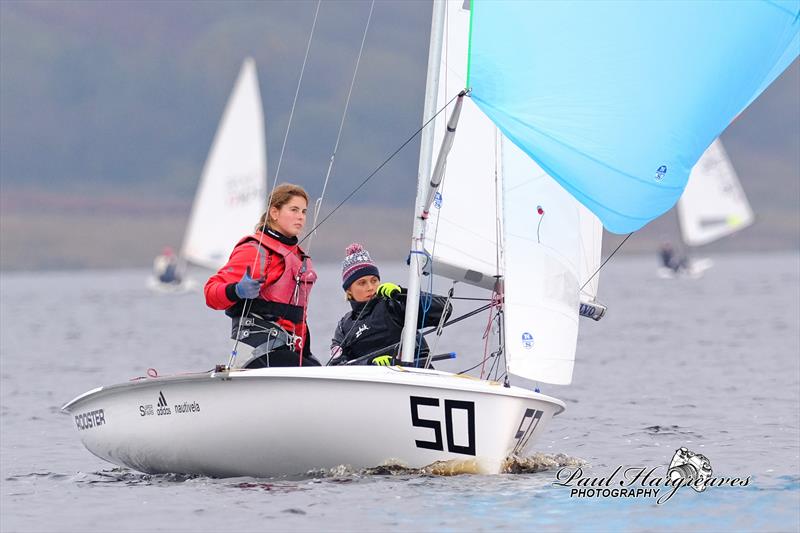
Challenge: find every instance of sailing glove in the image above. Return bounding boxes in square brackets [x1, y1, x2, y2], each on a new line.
[377, 282, 401, 299]
[235, 267, 261, 299]
[371, 355, 393, 366]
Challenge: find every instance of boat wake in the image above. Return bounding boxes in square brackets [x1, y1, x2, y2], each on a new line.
[311, 452, 585, 477]
[503, 452, 586, 474]
[47, 453, 586, 487]
[71, 468, 202, 485]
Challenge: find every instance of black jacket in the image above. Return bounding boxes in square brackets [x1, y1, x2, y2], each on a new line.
[331, 288, 451, 363]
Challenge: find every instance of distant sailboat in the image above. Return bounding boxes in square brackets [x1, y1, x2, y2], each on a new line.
[149, 57, 267, 292]
[658, 139, 754, 279]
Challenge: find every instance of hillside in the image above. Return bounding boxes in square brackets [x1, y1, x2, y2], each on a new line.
[1, 1, 797, 270]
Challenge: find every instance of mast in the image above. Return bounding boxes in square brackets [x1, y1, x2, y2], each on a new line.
[400, 0, 446, 364]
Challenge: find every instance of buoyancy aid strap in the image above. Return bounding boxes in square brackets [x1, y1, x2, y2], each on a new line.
[234, 233, 278, 277]
[243, 240, 269, 279]
[226, 300, 304, 326]
[256, 301, 304, 324]
[296, 256, 310, 364]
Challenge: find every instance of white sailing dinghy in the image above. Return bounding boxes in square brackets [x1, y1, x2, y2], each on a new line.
[148, 58, 267, 293]
[64, 1, 798, 477]
[657, 139, 755, 279]
[66, 5, 567, 477]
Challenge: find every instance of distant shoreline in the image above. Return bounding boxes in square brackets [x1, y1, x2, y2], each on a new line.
[2, 205, 797, 272]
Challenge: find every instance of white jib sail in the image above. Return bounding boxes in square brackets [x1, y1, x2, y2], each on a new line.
[181, 58, 267, 270]
[677, 138, 754, 247]
[502, 138, 601, 386]
[422, 1, 602, 384]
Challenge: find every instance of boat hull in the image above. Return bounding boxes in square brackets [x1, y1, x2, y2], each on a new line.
[145, 275, 198, 294]
[656, 257, 714, 280]
[62, 367, 564, 477]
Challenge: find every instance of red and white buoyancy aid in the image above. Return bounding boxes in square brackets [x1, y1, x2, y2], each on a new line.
[235, 232, 317, 322]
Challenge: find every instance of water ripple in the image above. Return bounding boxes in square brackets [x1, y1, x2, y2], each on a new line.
[639, 424, 704, 438]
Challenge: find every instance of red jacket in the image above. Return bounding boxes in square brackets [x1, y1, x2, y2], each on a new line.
[205, 231, 316, 351]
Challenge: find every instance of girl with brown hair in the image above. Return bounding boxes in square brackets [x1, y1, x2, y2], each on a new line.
[205, 183, 320, 367]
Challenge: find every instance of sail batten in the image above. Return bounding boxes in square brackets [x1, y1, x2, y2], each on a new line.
[468, 1, 799, 233]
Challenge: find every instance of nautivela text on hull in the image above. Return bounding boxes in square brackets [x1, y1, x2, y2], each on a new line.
[61, 366, 564, 477]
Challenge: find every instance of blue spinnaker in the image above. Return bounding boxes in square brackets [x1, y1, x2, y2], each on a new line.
[468, 1, 799, 233]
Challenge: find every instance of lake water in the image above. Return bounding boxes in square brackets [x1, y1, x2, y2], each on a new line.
[1, 253, 798, 532]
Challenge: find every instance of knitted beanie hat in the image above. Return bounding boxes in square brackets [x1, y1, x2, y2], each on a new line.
[341, 243, 380, 290]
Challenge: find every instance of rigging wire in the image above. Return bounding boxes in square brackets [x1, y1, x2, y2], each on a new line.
[580, 231, 635, 291]
[272, 0, 321, 192]
[479, 294, 498, 379]
[457, 350, 500, 375]
[228, 1, 321, 370]
[493, 129, 503, 280]
[296, 91, 462, 247]
[296, 0, 375, 364]
[491, 124, 509, 381]
[478, 313, 493, 379]
[308, 0, 375, 254]
[488, 345, 502, 380]
[423, 282, 454, 369]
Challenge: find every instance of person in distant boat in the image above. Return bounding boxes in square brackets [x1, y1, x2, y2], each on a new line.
[659, 242, 687, 273]
[328, 243, 451, 367]
[204, 183, 320, 368]
[153, 246, 181, 284]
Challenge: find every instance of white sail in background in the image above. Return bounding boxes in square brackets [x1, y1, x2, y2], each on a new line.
[181, 58, 267, 271]
[420, 1, 602, 384]
[677, 139, 754, 247]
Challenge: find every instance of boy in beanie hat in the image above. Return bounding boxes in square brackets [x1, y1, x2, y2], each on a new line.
[330, 243, 451, 366]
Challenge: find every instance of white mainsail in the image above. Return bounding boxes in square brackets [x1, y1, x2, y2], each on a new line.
[421, 2, 502, 290]
[418, 1, 602, 385]
[180, 58, 267, 271]
[677, 138, 754, 247]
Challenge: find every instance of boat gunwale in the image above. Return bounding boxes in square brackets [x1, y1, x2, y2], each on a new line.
[61, 366, 565, 414]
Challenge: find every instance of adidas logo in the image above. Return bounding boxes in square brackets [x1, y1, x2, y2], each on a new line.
[156, 391, 172, 415]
